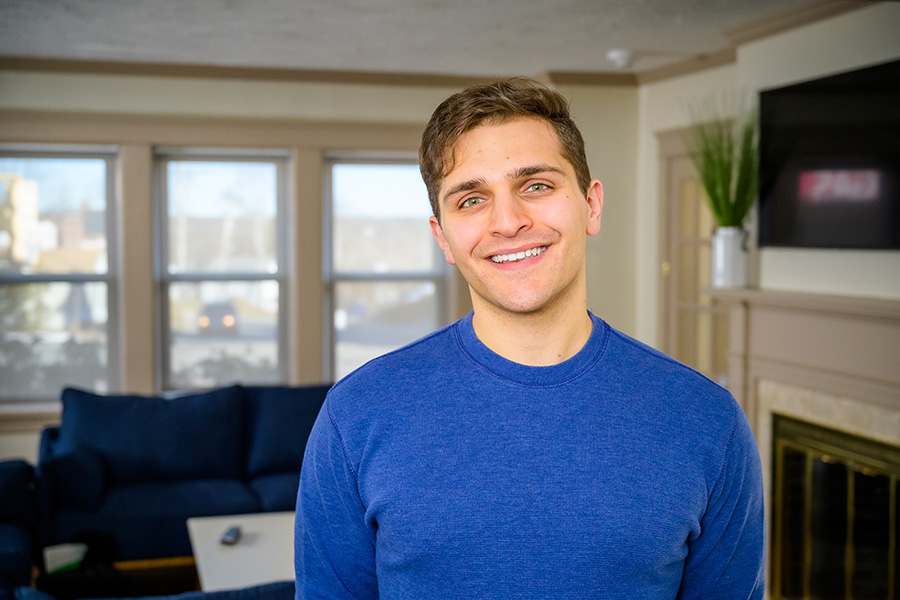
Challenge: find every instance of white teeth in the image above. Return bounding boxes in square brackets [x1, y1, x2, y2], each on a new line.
[490, 246, 547, 264]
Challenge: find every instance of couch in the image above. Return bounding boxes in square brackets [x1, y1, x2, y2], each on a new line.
[35, 383, 330, 563]
[0, 460, 37, 593]
[10, 580, 293, 600]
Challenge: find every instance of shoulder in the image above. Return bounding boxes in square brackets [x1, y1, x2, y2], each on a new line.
[324, 319, 463, 416]
[595, 324, 745, 458]
[604, 325, 734, 405]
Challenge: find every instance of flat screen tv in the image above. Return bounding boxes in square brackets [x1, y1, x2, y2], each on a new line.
[757, 59, 900, 249]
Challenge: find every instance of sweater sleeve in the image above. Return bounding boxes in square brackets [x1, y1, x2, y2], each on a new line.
[295, 402, 378, 600]
[678, 404, 766, 600]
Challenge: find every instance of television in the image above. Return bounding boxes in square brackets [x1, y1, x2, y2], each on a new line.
[757, 59, 900, 249]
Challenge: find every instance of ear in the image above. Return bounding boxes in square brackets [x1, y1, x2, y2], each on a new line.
[585, 179, 603, 236]
[430, 216, 457, 265]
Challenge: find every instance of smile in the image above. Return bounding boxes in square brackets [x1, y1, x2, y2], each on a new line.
[490, 246, 547, 264]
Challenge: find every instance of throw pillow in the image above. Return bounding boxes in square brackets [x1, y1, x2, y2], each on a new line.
[243, 385, 329, 477]
[58, 386, 244, 483]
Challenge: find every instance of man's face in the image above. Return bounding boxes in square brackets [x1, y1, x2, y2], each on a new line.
[430, 117, 603, 319]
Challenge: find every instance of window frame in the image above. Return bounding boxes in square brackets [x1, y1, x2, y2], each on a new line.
[0, 109, 429, 425]
[0, 144, 121, 403]
[323, 152, 452, 380]
[153, 147, 291, 391]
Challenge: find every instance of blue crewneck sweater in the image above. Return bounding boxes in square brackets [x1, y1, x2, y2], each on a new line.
[295, 313, 764, 599]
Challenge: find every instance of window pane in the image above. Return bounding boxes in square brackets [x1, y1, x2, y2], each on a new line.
[0, 157, 108, 275]
[168, 280, 280, 388]
[332, 164, 436, 272]
[167, 161, 277, 274]
[0, 282, 108, 398]
[334, 280, 440, 379]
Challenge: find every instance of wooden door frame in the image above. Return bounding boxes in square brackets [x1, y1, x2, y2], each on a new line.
[656, 126, 693, 357]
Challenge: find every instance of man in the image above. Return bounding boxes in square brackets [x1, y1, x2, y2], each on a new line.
[295, 78, 765, 599]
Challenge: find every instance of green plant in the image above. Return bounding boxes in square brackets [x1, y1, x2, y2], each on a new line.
[688, 109, 758, 228]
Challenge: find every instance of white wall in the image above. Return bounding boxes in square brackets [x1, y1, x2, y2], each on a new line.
[635, 2, 900, 346]
[564, 84, 640, 335]
[0, 71, 458, 123]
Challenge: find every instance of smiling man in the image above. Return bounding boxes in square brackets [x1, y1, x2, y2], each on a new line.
[295, 78, 765, 599]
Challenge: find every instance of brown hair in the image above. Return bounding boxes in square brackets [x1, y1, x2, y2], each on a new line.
[419, 77, 591, 219]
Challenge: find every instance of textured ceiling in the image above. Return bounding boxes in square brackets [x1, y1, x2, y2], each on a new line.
[0, 0, 828, 77]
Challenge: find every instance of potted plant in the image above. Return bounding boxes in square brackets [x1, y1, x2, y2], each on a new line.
[688, 106, 758, 288]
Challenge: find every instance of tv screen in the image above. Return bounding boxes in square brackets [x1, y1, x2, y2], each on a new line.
[758, 59, 900, 249]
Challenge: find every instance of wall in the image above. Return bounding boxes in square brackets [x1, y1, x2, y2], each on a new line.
[635, 2, 900, 347]
[563, 84, 640, 334]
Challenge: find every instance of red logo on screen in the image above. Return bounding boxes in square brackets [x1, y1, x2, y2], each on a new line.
[798, 170, 880, 204]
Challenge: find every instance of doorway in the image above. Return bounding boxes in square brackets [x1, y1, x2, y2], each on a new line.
[657, 128, 730, 386]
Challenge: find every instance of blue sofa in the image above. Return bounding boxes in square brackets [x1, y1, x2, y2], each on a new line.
[0, 460, 37, 593]
[11, 580, 293, 600]
[35, 384, 329, 563]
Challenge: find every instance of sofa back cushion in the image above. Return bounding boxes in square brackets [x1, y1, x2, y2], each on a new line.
[58, 387, 245, 483]
[244, 385, 329, 477]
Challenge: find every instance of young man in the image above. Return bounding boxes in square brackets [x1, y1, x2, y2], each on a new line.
[295, 78, 765, 599]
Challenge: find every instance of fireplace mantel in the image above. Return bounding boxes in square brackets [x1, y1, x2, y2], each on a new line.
[710, 287, 900, 430]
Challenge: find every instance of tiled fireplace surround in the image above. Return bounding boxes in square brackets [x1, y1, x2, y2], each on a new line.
[711, 288, 900, 594]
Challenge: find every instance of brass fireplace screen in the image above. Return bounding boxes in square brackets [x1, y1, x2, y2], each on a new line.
[773, 416, 899, 599]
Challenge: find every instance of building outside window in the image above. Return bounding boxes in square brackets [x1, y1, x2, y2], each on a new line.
[0, 148, 117, 401]
[326, 158, 451, 380]
[156, 150, 288, 390]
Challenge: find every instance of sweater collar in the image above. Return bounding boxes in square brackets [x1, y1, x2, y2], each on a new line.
[453, 311, 610, 387]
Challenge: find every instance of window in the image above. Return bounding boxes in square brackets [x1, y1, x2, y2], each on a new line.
[156, 150, 288, 390]
[326, 158, 450, 379]
[0, 148, 117, 400]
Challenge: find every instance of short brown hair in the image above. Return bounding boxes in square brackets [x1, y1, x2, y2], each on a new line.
[419, 77, 591, 219]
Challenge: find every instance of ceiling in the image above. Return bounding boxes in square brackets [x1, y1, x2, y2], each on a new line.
[0, 0, 837, 79]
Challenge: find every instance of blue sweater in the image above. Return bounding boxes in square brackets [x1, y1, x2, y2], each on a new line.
[295, 313, 764, 599]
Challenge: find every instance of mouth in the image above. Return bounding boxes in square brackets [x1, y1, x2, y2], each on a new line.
[490, 246, 547, 264]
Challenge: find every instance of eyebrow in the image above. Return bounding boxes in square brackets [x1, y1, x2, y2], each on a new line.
[441, 164, 566, 206]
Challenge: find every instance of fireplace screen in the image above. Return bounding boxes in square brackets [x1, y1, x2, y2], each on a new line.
[773, 416, 899, 598]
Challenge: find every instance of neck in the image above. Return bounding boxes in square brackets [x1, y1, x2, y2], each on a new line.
[471, 300, 593, 367]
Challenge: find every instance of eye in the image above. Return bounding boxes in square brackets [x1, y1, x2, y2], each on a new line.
[526, 183, 551, 193]
[460, 196, 484, 208]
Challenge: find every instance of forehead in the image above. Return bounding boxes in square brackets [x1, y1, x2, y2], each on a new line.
[442, 118, 569, 184]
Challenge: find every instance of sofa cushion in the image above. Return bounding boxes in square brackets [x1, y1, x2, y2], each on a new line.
[58, 387, 244, 483]
[43, 450, 106, 511]
[50, 479, 261, 561]
[15, 580, 294, 600]
[243, 385, 329, 477]
[0, 460, 35, 523]
[248, 472, 301, 512]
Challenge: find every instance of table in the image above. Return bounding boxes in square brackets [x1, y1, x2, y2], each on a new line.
[187, 511, 295, 592]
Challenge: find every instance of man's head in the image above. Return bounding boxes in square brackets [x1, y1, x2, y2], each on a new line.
[419, 77, 591, 221]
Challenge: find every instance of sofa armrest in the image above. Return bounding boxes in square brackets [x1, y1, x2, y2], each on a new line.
[0, 460, 35, 525]
[0, 460, 36, 591]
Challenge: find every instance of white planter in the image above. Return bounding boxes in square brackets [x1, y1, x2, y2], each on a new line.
[711, 227, 747, 288]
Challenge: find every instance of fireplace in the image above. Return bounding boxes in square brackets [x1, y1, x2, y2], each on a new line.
[709, 288, 900, 598]
[772, 415, 899, 598]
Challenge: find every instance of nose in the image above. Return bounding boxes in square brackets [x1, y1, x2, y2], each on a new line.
[488, 194, 532, 237]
